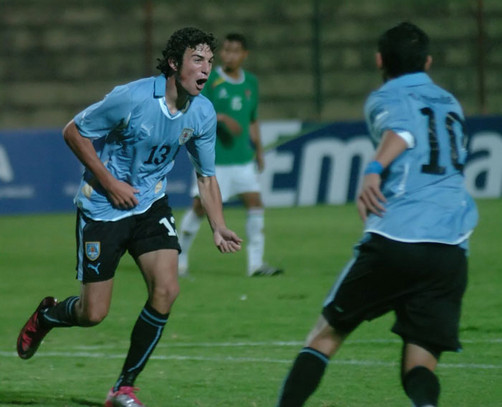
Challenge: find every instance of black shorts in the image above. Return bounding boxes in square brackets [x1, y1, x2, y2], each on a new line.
[75, 197, 181, 283]
[322, 233, 468, 353]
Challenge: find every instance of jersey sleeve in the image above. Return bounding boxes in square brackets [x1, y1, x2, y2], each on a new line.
[185, 105, 217, 177]
[364, 90, 415, 147]
[73, 85, 133, 139]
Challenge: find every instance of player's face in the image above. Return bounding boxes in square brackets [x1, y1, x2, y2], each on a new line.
[220, 40, 248, 72]
[176, 44, 214, 96]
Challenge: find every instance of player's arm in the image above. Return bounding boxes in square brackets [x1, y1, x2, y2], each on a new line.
[196, 173, 243, 253]
[63, 120, 139, 209]
[216, 113, 242, 136]
[250, 120, 265, 172]
[357, 129, 408, 221]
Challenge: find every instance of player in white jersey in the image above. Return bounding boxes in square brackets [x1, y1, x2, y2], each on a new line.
[276, 22, 478, 407]
[16, 27, 242, 407]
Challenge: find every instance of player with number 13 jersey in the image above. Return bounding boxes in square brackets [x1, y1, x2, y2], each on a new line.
[73, 74, 217, 222]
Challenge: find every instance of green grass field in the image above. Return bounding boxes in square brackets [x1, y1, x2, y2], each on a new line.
[1, 200, 501, 407]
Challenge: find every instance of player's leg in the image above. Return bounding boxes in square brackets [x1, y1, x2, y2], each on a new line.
[45, 280, 114, 327]
[138, 248, 180, 313]
[17, 210, 122, 359]
[17, 284, 112, 359]
[277, 233, 401, 406]
[392, 241, 468, 407]
[107, 249, 178, 407]
[43, 209, 124, 327]
[277, 315, 348, 407]
[277, 245, 365, 406]
[401, 343, 440, 407]
[236, 162, 282, 276]
[240, 191, 266, 275]
[178, 196, 205, 276]
[107, 198, 180, 406]
[110, 249, 178, 391]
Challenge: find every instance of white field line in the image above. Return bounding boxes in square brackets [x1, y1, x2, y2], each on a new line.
[1, 351, 501, 370]
[15, 337, 501, 351]
[2, 339, 501, 370]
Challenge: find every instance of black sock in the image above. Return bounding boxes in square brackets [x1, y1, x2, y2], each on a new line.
[277, 347, 329, 407]
[114, 302, 169, 391]
[40, 296, 79, 328]
[403, 366, 440, 407]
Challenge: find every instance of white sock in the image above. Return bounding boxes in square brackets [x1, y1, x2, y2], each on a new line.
[246, 208, 265, 275]
[178, 209, 203, 271]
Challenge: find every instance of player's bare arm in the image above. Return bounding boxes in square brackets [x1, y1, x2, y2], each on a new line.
[216, 113, 242, 136]
[357, 130, 408, 221]
[62, 120, 139, 209]
[196, 173, 243, 253]
[250, 120, 265, 172]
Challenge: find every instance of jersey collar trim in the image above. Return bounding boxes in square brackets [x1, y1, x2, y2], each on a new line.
[216, 66, 245, 85]
[382, 72, 432, 91]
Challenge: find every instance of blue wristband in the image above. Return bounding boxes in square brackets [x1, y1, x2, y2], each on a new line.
[364, 160, 384, 175]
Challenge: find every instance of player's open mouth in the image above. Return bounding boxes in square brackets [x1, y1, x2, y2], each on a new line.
[196, 79, 207, 89]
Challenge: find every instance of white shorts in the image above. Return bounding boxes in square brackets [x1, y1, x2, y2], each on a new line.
[190, 162, 261, 202]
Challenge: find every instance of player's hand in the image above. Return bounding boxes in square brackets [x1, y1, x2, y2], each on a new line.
[216, 114, 242, 137]
[105, 179, 140, 209]
[213, 227, 243, 253]
[357, 173, 386, 222]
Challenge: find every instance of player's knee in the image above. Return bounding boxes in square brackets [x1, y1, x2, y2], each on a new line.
[305, 315, 349, 357]
[243, 196, 263, 209]
[79, 308, 108, 326]
[73, 298, 109, 326]
[153, 281, 180, 306]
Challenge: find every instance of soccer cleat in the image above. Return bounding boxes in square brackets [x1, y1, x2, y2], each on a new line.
[105, 386, 145, 407]
[17, 296, 58, 359]
[249, 264, 284, 277]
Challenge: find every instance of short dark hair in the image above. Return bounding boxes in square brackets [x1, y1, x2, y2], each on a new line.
[157, 27, 217, 77]
[224, 33, 248, 50]
[378, 22, 429, 78]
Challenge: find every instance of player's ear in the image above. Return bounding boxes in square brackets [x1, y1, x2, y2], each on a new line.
[375, 52, 383, 69]
[168, 58, 179, 72]
[425, 55, 433, 71]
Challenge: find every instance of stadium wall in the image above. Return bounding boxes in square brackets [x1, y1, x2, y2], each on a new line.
[1, 117, 501, 215]
[2, 0, 502, 129]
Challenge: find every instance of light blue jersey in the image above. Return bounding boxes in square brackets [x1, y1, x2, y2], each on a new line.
[364, 73, 478, 247]
[73, 75, 217, 221]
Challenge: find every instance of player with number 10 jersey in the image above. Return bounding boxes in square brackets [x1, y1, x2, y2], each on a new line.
[364, 72, 478, 247]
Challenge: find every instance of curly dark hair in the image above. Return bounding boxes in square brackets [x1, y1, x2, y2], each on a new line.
[157, 27, 217, 77]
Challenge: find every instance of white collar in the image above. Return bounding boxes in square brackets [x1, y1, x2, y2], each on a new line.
[216, 66, 245, 84]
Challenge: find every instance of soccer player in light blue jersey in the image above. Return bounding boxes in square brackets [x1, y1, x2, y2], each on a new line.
[276, 22, 478, 407]
[17, 27, 242, 407]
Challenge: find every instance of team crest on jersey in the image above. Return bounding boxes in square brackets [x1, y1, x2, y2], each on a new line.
[179, 128, 194, 145]
[85, 242, 101, 261]
[218, 88, 229, 99]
